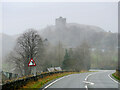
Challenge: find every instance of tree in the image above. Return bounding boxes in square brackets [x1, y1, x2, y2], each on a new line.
[10, 29, 44, 76]
[72, 42, 91, 71]
[80, 42, 91, 70]
[61, 42, 91, 72]
[72, 46, 84, 71]
[62, 49, 70, 70]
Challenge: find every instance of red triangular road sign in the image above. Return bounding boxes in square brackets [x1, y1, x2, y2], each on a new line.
[28, 58, 36, 67]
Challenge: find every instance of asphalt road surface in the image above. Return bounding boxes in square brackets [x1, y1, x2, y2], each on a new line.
[43, 70, 119, 90]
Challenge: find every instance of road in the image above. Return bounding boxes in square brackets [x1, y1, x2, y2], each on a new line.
[43, 70, 119, 90]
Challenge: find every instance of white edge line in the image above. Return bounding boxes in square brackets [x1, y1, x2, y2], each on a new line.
[108, 74, 120, 84]
[42, 75, 71, 90]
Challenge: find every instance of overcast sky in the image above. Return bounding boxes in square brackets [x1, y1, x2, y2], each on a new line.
[2, 2, 118, 35]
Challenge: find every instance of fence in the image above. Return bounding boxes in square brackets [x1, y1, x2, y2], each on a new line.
[0, 71, 18, 84]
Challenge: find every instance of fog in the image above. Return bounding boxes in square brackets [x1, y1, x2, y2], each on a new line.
[2, 2, 118, 35]
[1, 2, 118, 76]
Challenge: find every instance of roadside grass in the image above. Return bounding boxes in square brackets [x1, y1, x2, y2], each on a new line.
[21, 71, 93, 89]
[112, 73, 120, 81]
[21, 72, 75, 89]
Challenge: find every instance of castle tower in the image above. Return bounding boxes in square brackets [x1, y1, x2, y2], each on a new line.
[55, 17, 66, 28]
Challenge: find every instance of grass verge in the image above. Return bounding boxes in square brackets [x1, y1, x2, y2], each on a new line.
[112, 73, 120, 81]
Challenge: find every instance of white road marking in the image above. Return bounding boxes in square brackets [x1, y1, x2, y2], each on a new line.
[42, 75, 71, 90]
[83, 81, 94, 85]
[83, 71, 108, 90]
[84, 70, 108, 82]
[84, 73, 97, 90]
[85, 74, 92, 81]
[85, 85, 88, 90]
[108, 74, 120, 84]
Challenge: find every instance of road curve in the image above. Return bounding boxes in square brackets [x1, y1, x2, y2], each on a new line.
[42, 70, 119, 90]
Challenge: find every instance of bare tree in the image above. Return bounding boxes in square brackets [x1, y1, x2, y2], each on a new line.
[10, 29, 44, 76]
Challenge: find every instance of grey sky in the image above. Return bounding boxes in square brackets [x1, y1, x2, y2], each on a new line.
[2, 2, 118, 35]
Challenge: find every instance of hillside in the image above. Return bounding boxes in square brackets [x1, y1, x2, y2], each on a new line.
[0, 22, 117, 63]
[1, 34, 16, 60]
[41, 23, 117, 50]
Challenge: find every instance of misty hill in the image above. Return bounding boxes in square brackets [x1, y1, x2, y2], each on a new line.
[41, 22, 117, 50]
[1, 33, 16, 60]
[1, 17, 117, 62]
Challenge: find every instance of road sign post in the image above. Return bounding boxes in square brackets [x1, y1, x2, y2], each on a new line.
[34, 66, 36, 76]
[28, 58, 36, 76]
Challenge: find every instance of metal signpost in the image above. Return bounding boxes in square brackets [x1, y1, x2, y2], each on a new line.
[28, 58, 36, 76]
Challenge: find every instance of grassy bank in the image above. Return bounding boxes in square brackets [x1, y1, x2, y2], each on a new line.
[112, 73, 120, 81]
[112, 70, 120, 81]
[21, 71, 91, 89]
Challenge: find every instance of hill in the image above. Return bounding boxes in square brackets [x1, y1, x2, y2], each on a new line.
[41, 23, 117, 50]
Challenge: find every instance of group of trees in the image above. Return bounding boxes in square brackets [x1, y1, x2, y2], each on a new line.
[41, 41, 65, 71]
[91, 49, 118, 70]
[62, 42, 91, 72]
[6, 28, 117, 76]
[7, 29, 91, 76]
[7, 29, 66, 76]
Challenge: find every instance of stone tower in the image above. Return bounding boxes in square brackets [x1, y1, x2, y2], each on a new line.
[55, 16, 66, 28]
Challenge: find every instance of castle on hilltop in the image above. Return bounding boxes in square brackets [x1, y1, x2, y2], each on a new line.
[55, 17, 66, 28]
